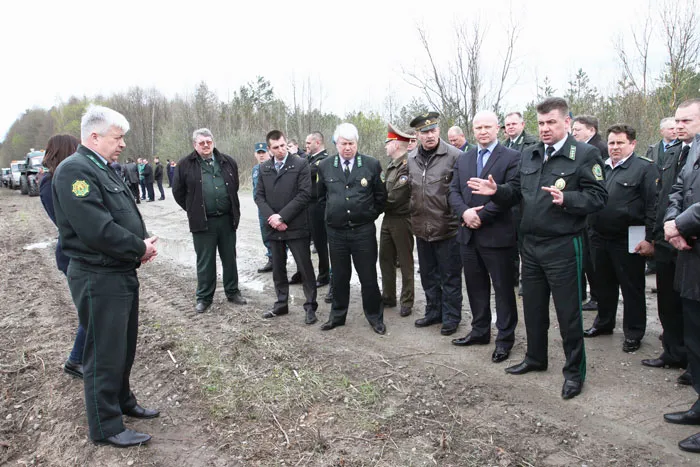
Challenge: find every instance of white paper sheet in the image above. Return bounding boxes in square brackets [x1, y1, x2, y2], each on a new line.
[628, 226, 645, 253]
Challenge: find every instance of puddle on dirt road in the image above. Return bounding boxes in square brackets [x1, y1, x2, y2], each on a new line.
[23, 240, 53, 250]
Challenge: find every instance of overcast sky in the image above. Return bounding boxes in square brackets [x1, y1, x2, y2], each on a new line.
[0, 0, 678, 141]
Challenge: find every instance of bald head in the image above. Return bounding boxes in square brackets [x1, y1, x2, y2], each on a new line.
[472, 111, 499, 147]
[447, 126, 467, 149]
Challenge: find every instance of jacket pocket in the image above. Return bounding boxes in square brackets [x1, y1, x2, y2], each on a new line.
[105, 183, 132, 211]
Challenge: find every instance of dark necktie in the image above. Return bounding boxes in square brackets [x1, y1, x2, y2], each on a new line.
[664, 143, 670, 152]
[679, 145, 690, 168]
[344, 160, 351, 179]
[477, 148, 488, 176]
[544, 146, 555, 164]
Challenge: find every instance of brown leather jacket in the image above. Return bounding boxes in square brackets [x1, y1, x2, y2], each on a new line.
[408, 139, 461, 241]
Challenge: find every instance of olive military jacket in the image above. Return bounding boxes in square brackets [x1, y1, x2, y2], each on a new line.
[588, 154, 659, 242]
[254, 154, 312, 241]
[52, 145, 147, 271]
[492, 135, 608, 238]
[408, 140, 462, 242]
[665, 137, 700, 300]
[172, 148, 241, 233]
[383, 152, 411, 218]
[317, 153, 386, 229]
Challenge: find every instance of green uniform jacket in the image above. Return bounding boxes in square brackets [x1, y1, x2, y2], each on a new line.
[384, 153, 410, 218]
[317, 154, 386, 228]
[492, 135, 608, 238]
[503, 130, 538, 153]
[53, 145, 147, 271]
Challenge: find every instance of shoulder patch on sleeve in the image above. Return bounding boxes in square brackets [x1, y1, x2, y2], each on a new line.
[592, 164, 603, 181]
[71, 180, 90, 197]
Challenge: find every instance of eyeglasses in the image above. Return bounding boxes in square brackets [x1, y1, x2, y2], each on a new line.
[197, 140, 213, 147]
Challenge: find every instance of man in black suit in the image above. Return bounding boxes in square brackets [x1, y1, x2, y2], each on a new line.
[317, 123, 387, 335]
[662, 98, 700, 453]
[255, 130, 317, 324]
[449, 110, 520, 363]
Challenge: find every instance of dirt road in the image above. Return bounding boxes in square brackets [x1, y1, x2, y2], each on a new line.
[0, 187, 696, 466]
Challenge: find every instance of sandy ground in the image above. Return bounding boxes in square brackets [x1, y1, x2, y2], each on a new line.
[1, 186, 698, 466]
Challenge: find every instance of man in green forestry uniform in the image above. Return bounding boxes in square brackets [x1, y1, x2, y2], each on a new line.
[53, 105, 160, 447]
[172, 128, 247, 313]
[379, 123, 414, 317]
[468, 97, 608, 400]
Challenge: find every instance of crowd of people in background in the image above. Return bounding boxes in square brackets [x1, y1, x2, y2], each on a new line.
[37, 96, 700, 454]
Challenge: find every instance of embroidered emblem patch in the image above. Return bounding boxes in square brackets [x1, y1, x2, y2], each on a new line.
[316, 160, 320, 166]
[592, 164, 603, 181]
[360, 177, 368, 187]
[399, 175, 408, 185]
[554, 178, 566, 190]
[71, 180, 90, 197]
[569, 146, 577, 160]
[380, 172, 386, 182]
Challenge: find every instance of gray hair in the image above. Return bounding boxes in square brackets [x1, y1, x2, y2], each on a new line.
[447, 126, 464, 136]
[660, 117, 675, 129]
[192, 128, 214, 142]
[333, 123, 359, 143]
[80, 104, 130, 141]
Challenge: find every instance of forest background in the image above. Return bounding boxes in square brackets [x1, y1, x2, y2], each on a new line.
[1, 1, 698, 185]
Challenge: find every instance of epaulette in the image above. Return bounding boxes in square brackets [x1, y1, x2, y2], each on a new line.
[638, 155, 653, 163]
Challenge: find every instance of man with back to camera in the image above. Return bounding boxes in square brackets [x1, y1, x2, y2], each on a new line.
[661, 98, 700, 453]
[449, 110, 520, 363]
[316, 122, 387, 335]
[583, 125, 658, 353]
[52, 105, 159, 447]
[408, 112, 463, 336]
[154, 156, 165, 200]
[253, 142, 273, 273]
[172, 128, 247, 313]
[468, 97, 607, 400]
[379, 123, 415, 318]
[255, 130, 317, 324]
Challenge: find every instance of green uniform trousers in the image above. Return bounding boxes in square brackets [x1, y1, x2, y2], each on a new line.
[192, 214, 240, 303]
[67, 262, 139, 441]
[379, 216, 414, 308]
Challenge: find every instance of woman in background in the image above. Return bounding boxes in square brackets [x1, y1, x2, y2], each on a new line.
[41, 134, 84, 379]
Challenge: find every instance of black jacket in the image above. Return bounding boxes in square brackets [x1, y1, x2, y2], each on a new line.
[653, 142, 685, 262]
[308, 149, 329, 201]
[254, 154, 311, 240]
[52, 145, 147, 271]
[588, 133, 609, 159]
[665, 138, 700, 300]
[154, 162, 163, 181]
[588, 154, 658, 242]
[492, 135, 608, 238]
[124, 162, 140, 184]
[449, 143, 520, 247]
[172, 148, 241, 233]
[142, 162, 154, 183]
[318, 153, 386, 229]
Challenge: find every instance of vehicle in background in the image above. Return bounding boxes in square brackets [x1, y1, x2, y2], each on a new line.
[9, 161, 25, 190]
[19, 150, 45, 196]
[1, 168, 10, 187]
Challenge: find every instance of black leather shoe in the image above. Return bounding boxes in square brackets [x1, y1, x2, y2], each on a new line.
[664, 410, 700, 425]
[441, 324, 458, 336]
[414, 317, 441, 328]
[622, 338, 641, 353]
[641, 357, 685, 369]
[452, 333, 490, 346]
[505, 361, 547, 375]
[679, 432, 700, 453]
[400, 306, 412, 317]
[372, 322, 386, 335]
[316, 279, 330, 287]
[305, 310, 318, 325]
[262, 308, 288, 319]
[678, 371, 693, 386]
[123, 404, 160, 419]
[582, 300, 598, 311]
[257, 259, 273, 273]
[195, 301, 211, 313]
[64, 360, 83, 379]
[320, 321, 343, 331]
[289, 272, 302, 285]
[95, 428, 151, 448]
[561, 380, 583, 400]
[228, 293, 247, 305]
[491, 348, 510, 363]
[583, 326, 613, 337]
[324, 287, 334, 304]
